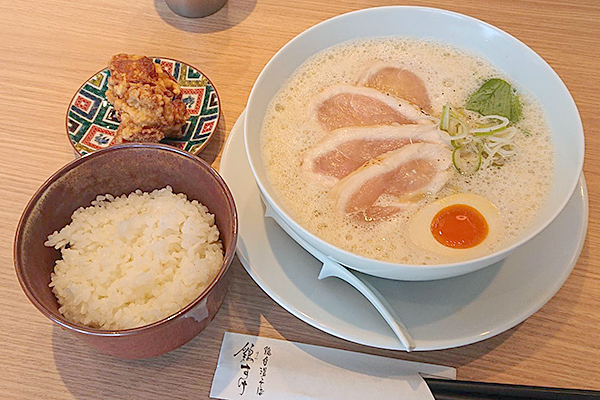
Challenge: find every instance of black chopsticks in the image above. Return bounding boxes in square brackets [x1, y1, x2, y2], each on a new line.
[425, 378, 600, 399]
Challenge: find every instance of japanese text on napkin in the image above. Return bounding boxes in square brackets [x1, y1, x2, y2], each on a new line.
[210, 332, 455, 400]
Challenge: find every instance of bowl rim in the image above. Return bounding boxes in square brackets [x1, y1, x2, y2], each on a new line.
[65, 56, 222, 157]
[244, 5, 585, 272]
[14, 143, 238, 336]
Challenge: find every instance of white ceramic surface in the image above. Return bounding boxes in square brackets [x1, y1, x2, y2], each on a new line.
[243, 6, 585, 280]
[223, 110, 588, 351]
[264, 201, 416, 350]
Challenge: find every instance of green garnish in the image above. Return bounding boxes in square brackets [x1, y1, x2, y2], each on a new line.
[471, 115, 510, 136]
[450, 138, 466, 149]
[440, 103, 468, 137]
[440, 103, 451, 131]
[452, 142, 482, 175]
[510, 93, 522, 123]
[465, 78, 522, 123]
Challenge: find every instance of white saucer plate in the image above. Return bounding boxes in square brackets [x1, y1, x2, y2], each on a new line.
[220, 110, 589, 351]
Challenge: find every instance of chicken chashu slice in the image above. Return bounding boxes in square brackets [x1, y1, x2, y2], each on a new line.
[302, 125, 446, 187]
[332, 142, 452, 221]
[307, 85, 431, 132]
[357, 63, 432, 113]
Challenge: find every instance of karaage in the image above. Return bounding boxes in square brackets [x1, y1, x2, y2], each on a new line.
[106, 54, 189, 144]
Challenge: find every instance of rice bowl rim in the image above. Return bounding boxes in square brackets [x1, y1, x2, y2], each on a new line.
[14, 143, 238, 336]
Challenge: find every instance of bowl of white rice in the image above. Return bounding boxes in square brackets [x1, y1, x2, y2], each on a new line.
[14, 143, 237, 359]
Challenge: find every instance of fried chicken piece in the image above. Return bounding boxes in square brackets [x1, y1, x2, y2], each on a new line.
[114, 114, 165, 143]
[105, 54, 190, 144]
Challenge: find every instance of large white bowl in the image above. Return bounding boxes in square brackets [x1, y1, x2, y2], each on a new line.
[244, 6, 584, 281]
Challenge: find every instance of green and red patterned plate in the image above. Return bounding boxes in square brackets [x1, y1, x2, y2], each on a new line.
[66, 57, 220, 156]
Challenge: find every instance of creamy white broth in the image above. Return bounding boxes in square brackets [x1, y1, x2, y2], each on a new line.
[261, 37, 554, 264]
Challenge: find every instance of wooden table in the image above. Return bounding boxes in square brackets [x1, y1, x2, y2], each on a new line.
[2, 0, 599, 398]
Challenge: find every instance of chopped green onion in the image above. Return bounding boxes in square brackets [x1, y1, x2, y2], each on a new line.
[452, 142, 482, 175]
[470, 115, 509, 135]
[450, 136, 470, 149]
[450, 139, 462, 149]
[439, 103, 470, 137]
[474, 125, 508, 137]
[440, 103, 451, 131]
[437, 103, 519, 174]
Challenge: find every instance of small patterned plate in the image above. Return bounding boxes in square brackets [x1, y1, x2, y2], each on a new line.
[66, 57, 221, 156]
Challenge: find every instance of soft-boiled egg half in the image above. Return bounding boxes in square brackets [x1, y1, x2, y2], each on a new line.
[409, 193, 502, 260]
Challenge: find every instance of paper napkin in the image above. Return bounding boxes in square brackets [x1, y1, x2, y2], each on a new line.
[210, 332, 455, 400]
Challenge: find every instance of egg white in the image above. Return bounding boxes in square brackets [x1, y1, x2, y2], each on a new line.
[408, 193, 503, 260]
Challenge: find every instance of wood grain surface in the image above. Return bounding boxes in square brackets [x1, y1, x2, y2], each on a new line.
[2, 0, 600, 398]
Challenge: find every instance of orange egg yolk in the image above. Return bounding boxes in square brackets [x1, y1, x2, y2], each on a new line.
[430, 204, 489, 249]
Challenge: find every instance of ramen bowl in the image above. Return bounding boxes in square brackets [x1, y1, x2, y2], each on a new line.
[244, 6, 584, 281]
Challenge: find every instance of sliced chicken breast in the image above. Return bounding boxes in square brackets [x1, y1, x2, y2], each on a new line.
[307, 85, 430, 132]
[332, 142, 452, 220]
[358, 63, 432, 113]
[302, 125, 446, 187]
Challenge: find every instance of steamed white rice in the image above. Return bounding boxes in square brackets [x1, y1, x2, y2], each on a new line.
[45, 186, 224, 330]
